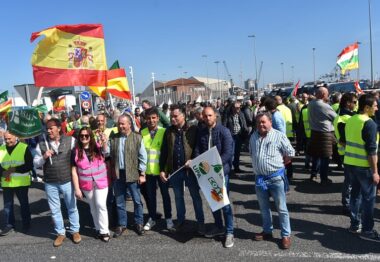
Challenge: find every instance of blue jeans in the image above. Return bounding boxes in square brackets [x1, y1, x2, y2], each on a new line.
[113, 171, 144, 226]
[213, 174, 234, 235]
[255, 176, 291, 237]
[170, 170, 204, 224]
[311, 157, 330, 181]
[232, 135, 242, 170]
[146, 175, 172, 220]
[45, 181, 80, 235]
[342, 164, 352, 209]
[3, 186, 31, 228]
[346, 165, 376, 232]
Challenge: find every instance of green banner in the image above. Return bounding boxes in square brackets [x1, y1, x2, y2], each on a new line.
[7, 108, 42, 138]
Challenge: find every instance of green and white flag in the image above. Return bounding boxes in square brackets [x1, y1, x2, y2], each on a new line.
[191, 146, 230, 212]
[337, 42, 359, 75]
[7, 108, 42, 138]
[0, 90, 8, 104]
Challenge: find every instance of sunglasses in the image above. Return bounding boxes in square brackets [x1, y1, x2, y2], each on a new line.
[79, 134, 90, 139]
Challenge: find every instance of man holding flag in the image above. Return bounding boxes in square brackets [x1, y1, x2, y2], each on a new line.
[192, 106, 235, 248]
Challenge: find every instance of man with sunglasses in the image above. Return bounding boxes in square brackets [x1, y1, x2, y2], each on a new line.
[33, 118, 80, 247]
[333, 93, 357, 215]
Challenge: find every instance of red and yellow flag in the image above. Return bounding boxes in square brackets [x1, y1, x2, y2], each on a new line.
[107, 69, 131, 100]
[0, 99, 12, 113]
[53, 96, 65, 112]
[30, 24, 108, 87]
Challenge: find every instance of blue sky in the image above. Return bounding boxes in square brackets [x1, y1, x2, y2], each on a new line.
[1, 0, 379, 94]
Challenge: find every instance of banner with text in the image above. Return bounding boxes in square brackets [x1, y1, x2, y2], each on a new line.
[190, 146, 230, 212]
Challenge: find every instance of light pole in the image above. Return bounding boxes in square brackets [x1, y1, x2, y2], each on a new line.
[214, 61, 221, 99]
[281, 62, 285, 88]
[129, 66, 136, 106]
[368, 0, 374, 87]
[248, 35, 258, 95]
[152, 72, 156, 106]
[312, 47, 316, 85]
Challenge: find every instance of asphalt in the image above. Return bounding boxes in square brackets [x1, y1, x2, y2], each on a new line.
[1, 152, 380, 261]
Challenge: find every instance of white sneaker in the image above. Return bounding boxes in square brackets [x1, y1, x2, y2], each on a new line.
[166, 218, 175, 231]
[143, 218, 156, 231]
[33, 177, 43, 182]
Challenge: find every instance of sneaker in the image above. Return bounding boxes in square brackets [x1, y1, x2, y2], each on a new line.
[33, 177, 43, 182]
[166, 219, 175, 232]
[224, 234, 234, 248]
[0, 226, 14, 236]
[53, 234, 66, 247]
[197, 223, 206, 236]
[135, 224, 145, 236]
[143, 218, 156, 231]
[205, 226, 224, 238]
[361, 230, 380, 241]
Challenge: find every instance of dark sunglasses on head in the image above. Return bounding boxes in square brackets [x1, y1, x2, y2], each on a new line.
[79, 134, 90, 139]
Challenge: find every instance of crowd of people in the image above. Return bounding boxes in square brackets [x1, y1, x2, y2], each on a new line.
[0, 87, 380, 250]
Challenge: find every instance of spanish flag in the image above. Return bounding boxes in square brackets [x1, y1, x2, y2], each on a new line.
[31, 24, 108, 87]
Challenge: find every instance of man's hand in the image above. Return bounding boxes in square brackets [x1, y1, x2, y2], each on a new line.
[184, 160, 192, 168]
[3, 167, 15, 177]
[373, 172, 379, 185]
[160, 171, 168, 183]
[43, 149, 54, 160]
[138, 175, 146, 185]
[283, 156, 292, 165]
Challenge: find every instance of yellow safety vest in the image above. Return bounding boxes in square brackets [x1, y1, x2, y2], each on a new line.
[344, 114, 378, 167]
[0, 142, 31, 187]
[141, 127, 165, 175]
[332, 103, 340, 113]
[301, 107, 311, 139]
[277, 104, 294, 138]
[333, 114, 352, 156]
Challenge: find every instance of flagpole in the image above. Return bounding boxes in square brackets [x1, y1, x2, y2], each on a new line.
[129, 66, 136, 106]
[368, 0, 374, 87]
[79, 95, 83, 117]
[357, 41, 360, 82]
[152, 72, 157, 106]
[168, 165, 185, 180]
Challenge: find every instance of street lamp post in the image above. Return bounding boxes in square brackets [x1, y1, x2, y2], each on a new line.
[202, 55, 209, 100]
[214, 61, 221, 99]
[281, 62, 285, 88]
[291, 65, 295, 83]
[152, 72, 156, 106]
[312, 47, 316, 85]
[129, 66, 136, 106]
[248, 35, 258, 95]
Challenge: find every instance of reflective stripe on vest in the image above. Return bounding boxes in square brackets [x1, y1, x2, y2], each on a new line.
[0, 142, 31, 187]
[333, 114, 352, 156]
[344, 114, 378, 167]
[302, 108, 311, 139]
[277, 104, 293, 138]
[142, 127, 165, 175]
[79, 172, 107, 181]
[77, 163, 107, 175]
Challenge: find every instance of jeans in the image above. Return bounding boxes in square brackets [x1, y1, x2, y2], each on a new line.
[146, 175, 172, 220]
[232, 135, 242, 170]
[170, 170, 204, 224]
[45, 181, 80, 235]
[3, 186, 31, 228]
[342, 164, 352, 210]
[346, 165, 376, 232]
[255, 176, 291, 237]
[113, 171, 144, 226]
[213, 174, 234, 234]
[311, 157, 330, 181]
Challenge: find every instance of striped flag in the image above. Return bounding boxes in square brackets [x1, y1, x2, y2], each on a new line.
[337, 42, 359, 75]
[0, 99, 12, 113]
[30, 24, 108, 87]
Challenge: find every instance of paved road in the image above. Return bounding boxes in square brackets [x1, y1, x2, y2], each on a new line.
[0, 152, 380, 261]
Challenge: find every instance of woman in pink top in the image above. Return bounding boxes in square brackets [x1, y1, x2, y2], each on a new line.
[72, 127, 110, 242]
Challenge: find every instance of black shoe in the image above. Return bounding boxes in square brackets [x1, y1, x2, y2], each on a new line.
[22, 224, 30, 233]
[0, 226, 14, 236]
[320, 178, 333, 185]
[234, 168, 243, 173]
[155, 212, 163, 220]
[135, 224, 145, 236]
[113, 226, 126, 238]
